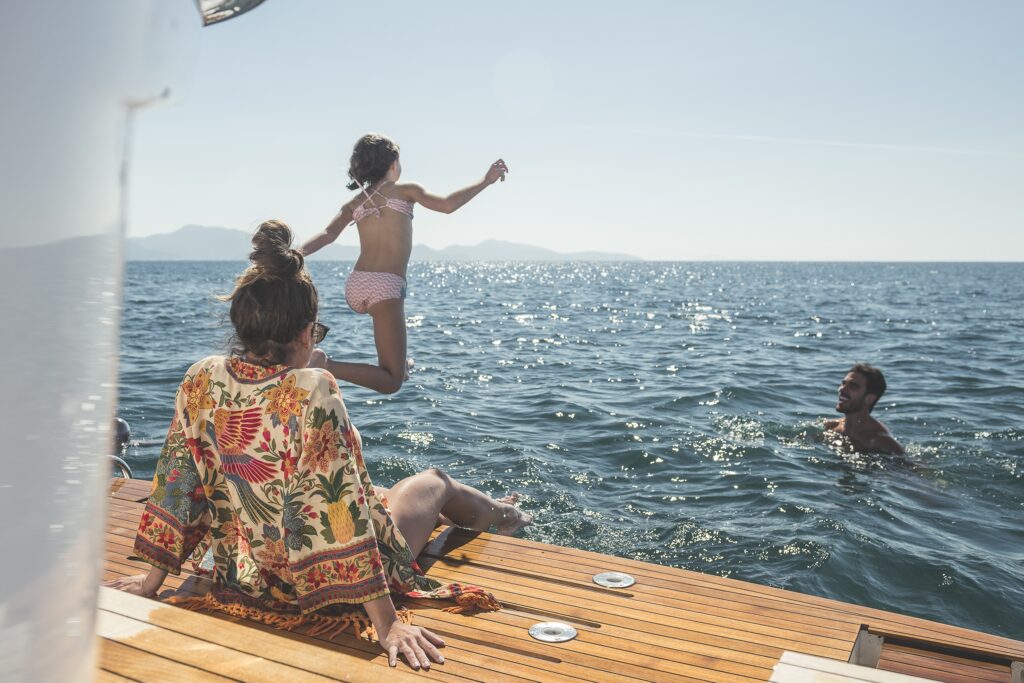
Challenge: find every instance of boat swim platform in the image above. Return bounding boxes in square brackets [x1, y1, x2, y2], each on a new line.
[102, 478, 1024, 682]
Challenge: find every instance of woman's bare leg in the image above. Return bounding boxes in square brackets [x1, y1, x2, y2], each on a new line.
[385, 469, 532, 556]
[323, 298, 407, 394]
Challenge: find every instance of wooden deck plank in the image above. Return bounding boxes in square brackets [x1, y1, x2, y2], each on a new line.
[422, 558, 864, 654]
[102, 516, 839, 677]
[407, 602, 769, 682]
[101, 480, 1024, 682]
[106, 493, 1020, 657]
[882, 643, 1010, 673]
[99, 588, 442, 682]
[99, 639, 236, 683]
[102, 560, 735, 683]
[102, 561, 637, 683]
[424, 554, 864, 638]
[98, 607, 345, 682]
[98, 579, 539, 683]
[103, 526, 843, 665]
[96, 669, 142, 683]
[100, 544, 791, 683]
[420, 542, 868, 631]
[878, 647, 1009, 683]
[428, 530, 1024, 658]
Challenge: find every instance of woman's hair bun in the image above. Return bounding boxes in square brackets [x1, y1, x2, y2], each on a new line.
[249, 219, 304, 278]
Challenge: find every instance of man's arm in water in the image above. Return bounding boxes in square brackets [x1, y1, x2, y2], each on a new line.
[869, 432, 905, 456]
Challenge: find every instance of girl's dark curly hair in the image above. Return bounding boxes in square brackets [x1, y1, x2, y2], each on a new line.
[221, 220, 319, 364]
[347, 133, 400, 190]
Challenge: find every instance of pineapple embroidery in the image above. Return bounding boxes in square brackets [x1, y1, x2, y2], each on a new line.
[316, 469, 367, 544]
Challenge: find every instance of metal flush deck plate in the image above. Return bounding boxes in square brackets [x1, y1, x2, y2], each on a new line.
[593, 571, 636, 588]
[529, 622, 578, 643]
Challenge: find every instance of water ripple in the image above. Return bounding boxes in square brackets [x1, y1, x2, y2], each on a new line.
[118, 261, 1024, 640]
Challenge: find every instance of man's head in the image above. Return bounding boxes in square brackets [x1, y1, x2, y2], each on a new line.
[836, 363, 887, 414]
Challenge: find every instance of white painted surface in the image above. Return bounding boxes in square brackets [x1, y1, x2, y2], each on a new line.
[770, 652, 942, 683]
[0, 2, 198, 681]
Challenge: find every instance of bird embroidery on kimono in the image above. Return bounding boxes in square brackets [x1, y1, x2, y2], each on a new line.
[209, 406, 278, 524]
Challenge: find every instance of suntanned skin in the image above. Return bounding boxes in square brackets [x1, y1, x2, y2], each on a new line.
[824, 371, 905, 455]
[299, 158, 507, 394]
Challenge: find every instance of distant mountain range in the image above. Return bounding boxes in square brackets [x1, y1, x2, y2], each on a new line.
[125, 225, 640, 262]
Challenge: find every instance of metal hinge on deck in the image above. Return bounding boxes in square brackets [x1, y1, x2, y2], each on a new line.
[849, 626, 885, 667]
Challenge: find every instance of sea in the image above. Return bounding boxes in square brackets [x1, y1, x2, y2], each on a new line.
[117, 261, 1024, 640]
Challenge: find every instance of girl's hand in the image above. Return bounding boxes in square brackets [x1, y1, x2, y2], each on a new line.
[307, 348, 329, 369]
[485, 159, 508, 184]
[380, 622, 446, 670]
[103, 574, 157, 598]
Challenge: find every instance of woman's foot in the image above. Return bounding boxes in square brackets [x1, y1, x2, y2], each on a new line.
[494, 494, 532, 535]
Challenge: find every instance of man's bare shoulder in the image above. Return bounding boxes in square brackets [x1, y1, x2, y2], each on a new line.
[857, 418, 903, 455]
[824, 418, 841, 430]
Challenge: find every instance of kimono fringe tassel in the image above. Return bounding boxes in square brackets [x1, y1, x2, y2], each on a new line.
[166, 593, 412, 640]
[442, 591, 502, 614]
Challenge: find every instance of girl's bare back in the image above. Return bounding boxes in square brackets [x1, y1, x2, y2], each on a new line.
[346, 182, 417, 277]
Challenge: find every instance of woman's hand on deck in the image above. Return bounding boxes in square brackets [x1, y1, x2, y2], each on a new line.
[103, 574, 157, 598]
[380, 622, 446, 670]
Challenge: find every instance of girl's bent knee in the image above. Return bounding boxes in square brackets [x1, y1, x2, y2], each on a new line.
[380, 377, 403, 394]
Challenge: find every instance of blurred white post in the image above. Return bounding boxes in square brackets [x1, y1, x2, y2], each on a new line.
[0, 2, 198, 681]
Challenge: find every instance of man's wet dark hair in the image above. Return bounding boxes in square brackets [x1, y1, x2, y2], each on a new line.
[850, 363, 886, 411]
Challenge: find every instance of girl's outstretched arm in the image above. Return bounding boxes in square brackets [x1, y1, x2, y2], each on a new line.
[405, 159, 507, 214]
[299, 204, 354, 256]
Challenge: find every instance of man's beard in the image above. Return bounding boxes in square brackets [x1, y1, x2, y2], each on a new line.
[836, 398, 865, 414]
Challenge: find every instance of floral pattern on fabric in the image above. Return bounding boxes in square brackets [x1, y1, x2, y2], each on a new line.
[133, 356, 482, 616]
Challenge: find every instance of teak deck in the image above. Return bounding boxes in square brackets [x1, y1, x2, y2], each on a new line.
[101, 478, 1024, 682]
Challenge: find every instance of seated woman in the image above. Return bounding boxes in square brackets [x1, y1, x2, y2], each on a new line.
[105, 220, 531, 671]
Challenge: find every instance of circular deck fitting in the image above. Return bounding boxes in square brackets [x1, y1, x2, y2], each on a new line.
[593, 571, 635, 588]
[528, 622, 578, 643]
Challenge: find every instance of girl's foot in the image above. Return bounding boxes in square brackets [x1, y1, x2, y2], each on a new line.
[494, 494, 532, 535]
[405, 357, 415, 380]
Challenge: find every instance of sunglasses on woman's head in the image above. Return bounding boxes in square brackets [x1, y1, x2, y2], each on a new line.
[312, 321, 329, 344]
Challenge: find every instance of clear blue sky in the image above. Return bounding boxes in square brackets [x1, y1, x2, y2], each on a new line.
[128, 0, 1023, 260]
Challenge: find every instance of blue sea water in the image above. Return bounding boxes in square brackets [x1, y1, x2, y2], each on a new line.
[117, 261, 1024, 640]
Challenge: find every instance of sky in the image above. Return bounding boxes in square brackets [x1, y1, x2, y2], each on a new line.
[127, 1, 1024, 261]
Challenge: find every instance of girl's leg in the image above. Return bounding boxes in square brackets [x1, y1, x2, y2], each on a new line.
[323, 298, 407, 394]
[369, 297, 408, 390]
[385, 468, 531, 556]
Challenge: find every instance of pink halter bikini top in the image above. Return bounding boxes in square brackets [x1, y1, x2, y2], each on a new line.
[351, 182, 414, 223]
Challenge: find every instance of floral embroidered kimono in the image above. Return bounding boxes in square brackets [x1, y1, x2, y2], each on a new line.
[133, 356, 497, 634]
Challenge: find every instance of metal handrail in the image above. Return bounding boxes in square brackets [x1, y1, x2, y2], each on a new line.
[109, 454, 133, 479]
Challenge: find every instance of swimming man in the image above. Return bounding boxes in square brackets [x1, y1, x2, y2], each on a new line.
[824, 363, 905, 455]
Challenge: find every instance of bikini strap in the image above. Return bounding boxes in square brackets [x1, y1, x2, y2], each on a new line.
[355, 181, 385, 218]
[358, 181, 373, 202]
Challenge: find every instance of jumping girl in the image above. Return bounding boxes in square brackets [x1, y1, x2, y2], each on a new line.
[300, 133, 508, 394]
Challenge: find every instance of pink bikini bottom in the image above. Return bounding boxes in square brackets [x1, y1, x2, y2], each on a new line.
[344, 270, 407, 314]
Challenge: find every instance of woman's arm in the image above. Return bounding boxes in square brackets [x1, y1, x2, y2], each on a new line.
[106, 364, 214, 595]
[404, 159, 507, 214]
[299, 205, 354, 256]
